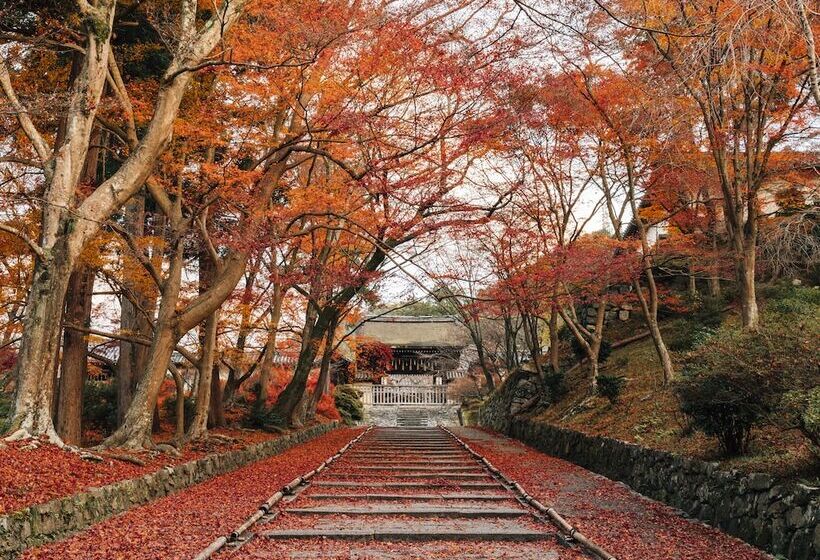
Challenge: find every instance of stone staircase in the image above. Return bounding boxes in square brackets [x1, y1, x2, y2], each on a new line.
[235, 427, 575, 559]
[396, 407, 429, 427]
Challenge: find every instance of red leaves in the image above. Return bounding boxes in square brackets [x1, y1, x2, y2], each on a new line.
[455, 428, 770, 560]
[0, 427, 282, 515]
[23, 427, 362, 560]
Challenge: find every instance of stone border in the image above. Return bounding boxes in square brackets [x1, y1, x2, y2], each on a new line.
[485, 417, 818, 560]
[0, 421, 339, 559]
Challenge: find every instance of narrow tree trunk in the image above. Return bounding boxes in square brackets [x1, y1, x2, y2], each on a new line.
[548, 305, 560, 374]
[117, 193, 153, 425]
[272, 306, 331, 425]
[101, 241, 184, 449]
[306, 317, 338, 418]
[688, 258, 698, 298]
[55, 265, 95, 446]
[187, 309, 218, 440]
[738, 241, 760, 330]
[187, 250, 219, 441]
[253, 284, 285, 416]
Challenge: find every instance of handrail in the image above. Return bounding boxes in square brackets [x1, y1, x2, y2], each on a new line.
[370, 384, 451, 405]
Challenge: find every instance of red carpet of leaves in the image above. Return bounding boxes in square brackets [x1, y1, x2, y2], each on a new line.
[0, 427, 283, 515]
[22, 427, 362, 560]
[453, 428, 771, 560]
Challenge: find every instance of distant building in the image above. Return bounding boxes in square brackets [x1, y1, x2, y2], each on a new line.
[351, 315, 470, 426]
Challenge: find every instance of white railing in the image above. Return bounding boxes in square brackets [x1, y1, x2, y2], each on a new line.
[370, 385, 450, 406]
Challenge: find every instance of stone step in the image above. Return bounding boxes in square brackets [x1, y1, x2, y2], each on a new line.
[261, 525, 552, 542]
[337, 460, 469, 465]
[325, 472, 491, 478]
[311, 481, 504, 489]
[306, 493, 512, 501]
[286, 505, 528, 517]
[347, 465, 482, 472]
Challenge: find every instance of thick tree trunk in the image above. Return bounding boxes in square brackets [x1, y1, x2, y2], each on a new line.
[271, 306, 331, 425]
[208, 365, 225, 427]
[55, 265, 95, 446]
[7, 245, 79, 441]
[306, 319, 337, 419]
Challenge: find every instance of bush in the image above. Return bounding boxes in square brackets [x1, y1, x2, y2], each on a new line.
[248, 406, 287, 432]
[762, 282, 820, 315]
[666, 318, 715, 352]
[676, 369, 767, 456]
[83, 381, 118, 434]
[334, 385, 364, 424]
[597, 375, 625, 404]
[677, 313, 817, 456]
[542, 370, 567, 401]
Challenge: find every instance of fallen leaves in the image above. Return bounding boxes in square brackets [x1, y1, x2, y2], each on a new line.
[22, 427, 362, 560]
[454, 428, 771, 560]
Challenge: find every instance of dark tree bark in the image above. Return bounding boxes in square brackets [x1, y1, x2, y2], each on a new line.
[55, 265, 95, 446]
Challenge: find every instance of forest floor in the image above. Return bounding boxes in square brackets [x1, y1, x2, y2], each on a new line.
[21, 427, 363, 560]
[0, 422, 321, 515]
[533, 316, 818, 482]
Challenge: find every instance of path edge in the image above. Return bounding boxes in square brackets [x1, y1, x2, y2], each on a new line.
[0, 421, 339, 559]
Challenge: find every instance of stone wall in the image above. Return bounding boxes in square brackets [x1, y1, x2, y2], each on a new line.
[364, 404, 460, 427]
[479, 401, 818, 560]
[0, 422, 339, 559]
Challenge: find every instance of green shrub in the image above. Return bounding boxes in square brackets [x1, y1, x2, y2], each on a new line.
[83, 381, 118, 434]
[334, 385, 364, 424]
[765, 284, 820, 315]
[542, 371, 567, 401]
[666, 318, 715, 352]
[0, 390, 11, 434]
[597, 375, 625, 404]
[677, 313, 817, 456]
[676, 368, 767, 455]
[248, 406, 287, 431]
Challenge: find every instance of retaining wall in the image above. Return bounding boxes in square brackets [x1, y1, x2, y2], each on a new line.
[480, 402, 818, 560]
[0, 421, 338, 559]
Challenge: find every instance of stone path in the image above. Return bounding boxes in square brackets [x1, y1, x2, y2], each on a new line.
[220, 427, 589, 559]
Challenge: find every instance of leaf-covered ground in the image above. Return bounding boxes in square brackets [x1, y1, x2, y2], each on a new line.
[0, 426, 283, 515]
[454, 427, 772, 560]
[21, 427, 362, 560]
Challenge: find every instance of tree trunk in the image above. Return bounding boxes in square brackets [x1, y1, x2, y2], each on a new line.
[253, 284, 285, 416]
[117, 193, 154, 425]
[688, 258, 698, 298]
[548, 305, 560, 374]
[187, 250, 219, 441]
[187, 309, 218, 440]
[738, 241, 760, 330]
[101, 241, 184, 449]
[55, 265, 95, 446]
[271, 306, 331, 425]
[208, 364, 225, 427]
[306, 317, 338, 418]
[7, 245, 79, 441]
